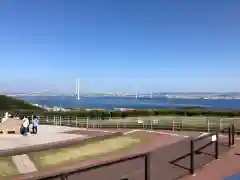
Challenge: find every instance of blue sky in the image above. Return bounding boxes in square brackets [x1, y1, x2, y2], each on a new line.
[0, 0, 239, 93]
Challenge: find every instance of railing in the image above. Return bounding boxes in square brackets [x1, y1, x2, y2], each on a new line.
[190, 132, 219, 174]
[27, 125, 235, 180]
[190, 124, 235, 174]
[171, 124, 235, 175]
[31, 153, 150, 180]
[37, 115, 240, 133]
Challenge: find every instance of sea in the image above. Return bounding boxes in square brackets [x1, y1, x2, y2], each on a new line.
[19, 96, 240, 110]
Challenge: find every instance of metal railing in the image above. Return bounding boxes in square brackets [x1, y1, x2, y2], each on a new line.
[190, 132, 219, 174]
[27, 125, 235, 180]
[31, 153, 150, 180]
[170, 124, 235, 175]
[37, 115, 240, 133]
[190, 124, 235, 174]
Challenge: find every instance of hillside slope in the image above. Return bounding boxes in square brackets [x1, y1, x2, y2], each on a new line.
[0, 95, 43, 111]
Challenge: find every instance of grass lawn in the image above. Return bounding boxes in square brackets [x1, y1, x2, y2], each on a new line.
[0, 157, 19, 178]
[29, 135, 144, 170]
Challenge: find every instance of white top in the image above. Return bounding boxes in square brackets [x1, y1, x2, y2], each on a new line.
[4, 112, 8, 118]
[22, 118, 29, 128]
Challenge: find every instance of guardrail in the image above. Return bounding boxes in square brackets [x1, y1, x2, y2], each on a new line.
[169, 124, 235, 175]
[29, 153, 150, 180]
[190, 132, 219, 174]
[27, 125, 236, 180]
[190, 124, 235, 174]
[37, 115, 240, 133]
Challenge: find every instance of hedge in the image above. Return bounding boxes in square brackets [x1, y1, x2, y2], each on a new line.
[6, 109, 240, 118]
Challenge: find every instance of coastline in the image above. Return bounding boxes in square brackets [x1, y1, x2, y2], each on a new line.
[23, 96, 240, 111]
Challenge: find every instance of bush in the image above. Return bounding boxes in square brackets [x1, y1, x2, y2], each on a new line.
[41, 108, 240, 118]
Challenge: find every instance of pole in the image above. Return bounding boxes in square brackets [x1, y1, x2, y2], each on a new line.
[172, 119, 175, 131]
[144, 154, 150, 180]
[228, 126, 231, 147]
[215, 133, 219, 159]
[86, 117, 89, 128]
[219, 118, 222, 131]
[190, 140, 194, 174]
[181, 119, 183, 129]
[232, 124, 235, 146]
[60, 174, 68, 180]
[59, 116, 62, 126]
[207, 119, 210, 132]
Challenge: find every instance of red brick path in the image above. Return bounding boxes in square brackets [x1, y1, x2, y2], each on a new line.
[11, 129, 238, 180]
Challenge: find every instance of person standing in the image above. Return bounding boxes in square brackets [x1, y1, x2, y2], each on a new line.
[22, 117, 29, 136]
[32, 116, 39, 134]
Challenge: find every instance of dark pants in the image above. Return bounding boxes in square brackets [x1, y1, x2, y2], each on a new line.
[23, 127, 28, 136]
[32, 126, 38, 134]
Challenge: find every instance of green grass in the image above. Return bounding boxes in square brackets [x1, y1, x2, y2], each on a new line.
[0, 157, 19, 177]
[48, 115, 236, 132]
[29, 136, 141, 170]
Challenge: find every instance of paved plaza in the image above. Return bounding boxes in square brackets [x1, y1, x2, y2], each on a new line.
[0, 125, 85, 150]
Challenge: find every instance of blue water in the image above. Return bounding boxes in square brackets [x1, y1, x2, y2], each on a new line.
[19, 96, 240, 110]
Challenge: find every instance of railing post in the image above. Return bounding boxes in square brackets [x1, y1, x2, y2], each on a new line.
[86, 117, 89, 128]
[219, 118, 222, 131]
[60, 116, 62, 126]
[60, 174, 68, 180]
[228, 126, 231, 147]
[207, 119, 210, 132]
[232, 124, 235, 146]
[215, 133, 219, 159]
[56, 116, 58, 126]
[68, 116, 70, 126]
[190, 140, 194, 175]
[76, 117, 78, 127]
[144, 154, 150, 180]
[172, 119, 175, 131]
[181, 119, 183, 129]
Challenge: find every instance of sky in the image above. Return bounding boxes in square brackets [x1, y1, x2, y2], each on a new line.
[0, 0, 239, 93]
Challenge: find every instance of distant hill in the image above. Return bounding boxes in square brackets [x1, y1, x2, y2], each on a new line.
[0, 95, 44, 112]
